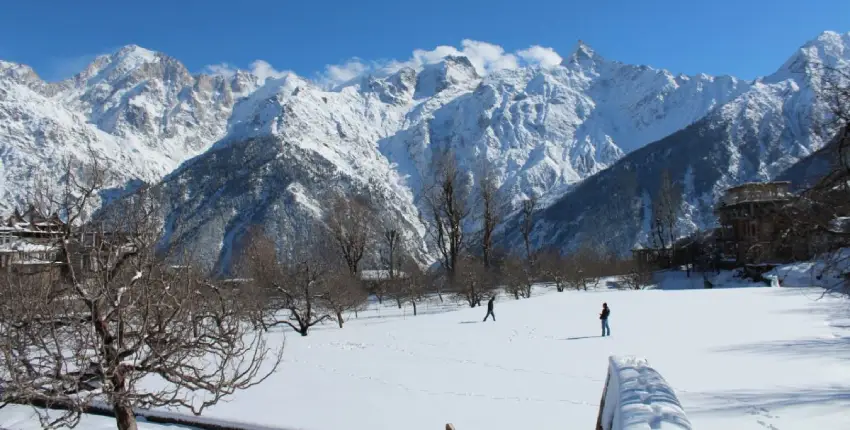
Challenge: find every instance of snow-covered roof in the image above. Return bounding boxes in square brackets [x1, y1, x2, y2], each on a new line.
[718, 181, 794, 208]
[360, 270, 408, 281]
[221, 278, 253, 283]
[0, 240, 58, 253]
[0, 222, 63, 234]
[15, 259, 63, 266]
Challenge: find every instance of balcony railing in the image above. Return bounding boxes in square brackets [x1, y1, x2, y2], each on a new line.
[718, 188, 792, 208]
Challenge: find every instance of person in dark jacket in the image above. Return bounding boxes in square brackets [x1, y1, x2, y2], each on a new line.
[483, 296, 496, 322]
[600, 303, 610, 336]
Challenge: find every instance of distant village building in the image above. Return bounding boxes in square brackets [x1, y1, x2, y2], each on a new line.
[0, 206, 65, 273]
[1, 207, 136, 277]
[713, 181, 795, 264]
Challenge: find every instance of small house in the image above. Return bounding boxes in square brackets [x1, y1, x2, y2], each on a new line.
[714, 181, 795, 264]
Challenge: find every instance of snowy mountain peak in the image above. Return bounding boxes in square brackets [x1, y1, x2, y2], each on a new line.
[72, 44, 166, 84]
[414, 55, 481, 98]
[360, 67, 417, 104]
[563, 40, 602, 67]
[115, 44, 158, 59]
[3, 32, 848, 269]
[573, 40, 596, 59]
[769, 31, 850, 82]
[0, 61, 42, 87]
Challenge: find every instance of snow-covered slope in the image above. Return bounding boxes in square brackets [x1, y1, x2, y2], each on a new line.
[507, 31, 850, 255]
[0, 46, 258, 214]
[2, 33, 846, 267]
[140, 42, 750, 270]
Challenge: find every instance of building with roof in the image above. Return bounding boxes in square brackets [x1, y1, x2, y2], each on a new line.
[0, 207, 66, 272]
[713, 181, 795, 264]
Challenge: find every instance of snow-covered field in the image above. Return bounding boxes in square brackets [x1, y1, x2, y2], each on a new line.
[2, 272, 849, 430]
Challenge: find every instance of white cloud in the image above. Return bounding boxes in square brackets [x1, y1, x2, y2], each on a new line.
[457, 40, 519, 74]
[203, 63, 239, 78]
[249, 60, 291, 85]
[202, 60, 290, 85]
[411, 45, 461, 66]
[406, 40, 519, 76]
[201, 40, 565, 89]
[323, 59, 369, 85]
[517, 46, 563, 69]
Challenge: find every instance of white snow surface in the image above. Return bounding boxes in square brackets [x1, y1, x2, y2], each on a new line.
[4, 275, 847, 430]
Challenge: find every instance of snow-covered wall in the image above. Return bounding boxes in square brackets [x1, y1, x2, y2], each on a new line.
[597, 356, 691, 430]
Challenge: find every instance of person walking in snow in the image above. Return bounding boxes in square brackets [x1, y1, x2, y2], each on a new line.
[483, 296, 496, 322]
[600, 303, 611, 336]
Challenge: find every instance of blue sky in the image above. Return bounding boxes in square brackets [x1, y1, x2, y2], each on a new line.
[1, 0, 848, 82]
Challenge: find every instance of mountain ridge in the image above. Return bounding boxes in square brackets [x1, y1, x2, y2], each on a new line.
[2, 32, 848, 269]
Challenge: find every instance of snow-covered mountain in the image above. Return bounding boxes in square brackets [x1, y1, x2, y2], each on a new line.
[504, 31, 850, 255]
[2, 32, 846, 270]
[141, 43, 752, 271]
[0, 45, 258, 213]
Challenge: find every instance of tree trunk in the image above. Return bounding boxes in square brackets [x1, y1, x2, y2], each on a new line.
[111, 373, 138, 430]
[396, 298, 402, 309]
[299, 326, 309, 336]
[412, 301, 417, 316]
[336, 311, 344, 328]
[113, 401, 138, 430]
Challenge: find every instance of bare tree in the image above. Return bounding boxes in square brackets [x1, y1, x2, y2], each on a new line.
[520, 196, 537, 263]
[650, 169, 681, 265]
[454, 255, 493, 308]
[477, 163, 502, 268]
[320, 269, 368, 328]
[564, 243, 603, 291]
[501, 255, 532, 299]
[403, 260, 428, 316]
[384, 277, 406, 309]
[25, 148, 112, 232]
[376, 227, 405, 304]
[381, 228, 403, 280]
[621, 258, 654, 290]
[380, 229, 412, 309]
[385, 258, 428, 315]
[538, 248, 568, 292]
[327, 196, 373, 276]
[424, 151, 471, 283]
[1, 167, 282, 430]
[237, 228, 331, 336]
